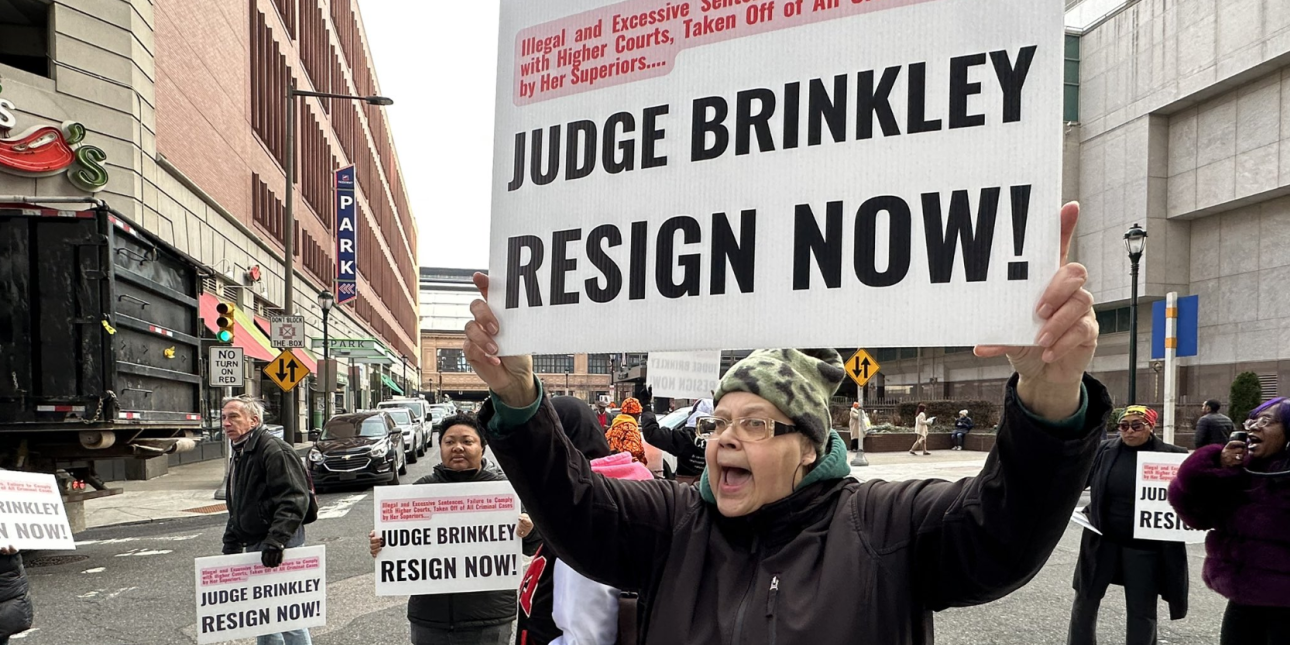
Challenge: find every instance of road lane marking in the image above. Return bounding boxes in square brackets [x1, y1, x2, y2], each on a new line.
[316, 493, 367, 520]
[113, 548, 173, 557]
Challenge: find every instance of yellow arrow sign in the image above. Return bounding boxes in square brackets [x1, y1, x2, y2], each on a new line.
[264, 349, 311, 392]
[845, 349, 880, 387]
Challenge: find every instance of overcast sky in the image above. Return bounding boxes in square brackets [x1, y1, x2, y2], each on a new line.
[362, 2, 499, 271]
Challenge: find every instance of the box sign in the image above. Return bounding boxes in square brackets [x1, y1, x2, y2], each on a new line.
[489, 0, 1063, 353]
[0, 83, 110, 192]
[209, 346, 245, 387]
[335, 165, 358, 305]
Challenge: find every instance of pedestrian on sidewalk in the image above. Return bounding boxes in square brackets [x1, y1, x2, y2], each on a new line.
[219, 396, 314, 645]
[1169, 397, 1290, 645]
[370, 414, 536, 645]
[458, 202, 1112, 644]
[1194, 399, 1235, 449]
[1068, 405, 1190, 645]
[909, 404, 931, 455]
[0, 544, 32, 645]
[951, 410, 974, 451]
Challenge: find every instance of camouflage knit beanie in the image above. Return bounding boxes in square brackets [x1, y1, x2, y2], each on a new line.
[713, 349, 846, 455]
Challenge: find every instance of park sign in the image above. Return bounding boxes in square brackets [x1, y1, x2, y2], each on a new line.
[336, 165, 358, 305]
[489, 0, 1063, 353]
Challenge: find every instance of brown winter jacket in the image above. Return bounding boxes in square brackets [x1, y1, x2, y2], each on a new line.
[481, 374, 1111, 645]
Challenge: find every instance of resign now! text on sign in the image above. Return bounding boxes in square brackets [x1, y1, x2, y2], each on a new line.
[491, 0, 1063, 353]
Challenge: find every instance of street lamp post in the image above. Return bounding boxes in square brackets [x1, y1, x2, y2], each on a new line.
[317, 289, 335, 425]
[1124, 223, 1148, 405]
[282, 83, 392, 444]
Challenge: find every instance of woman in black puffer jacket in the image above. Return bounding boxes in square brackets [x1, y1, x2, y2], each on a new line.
[370, 414, 537, 645]
[0, 545, 33, 645]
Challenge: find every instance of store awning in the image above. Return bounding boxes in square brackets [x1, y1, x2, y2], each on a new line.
[198, 294, 276, 362]
[252, 314, 319, 374]
[380, 374, 404, 395]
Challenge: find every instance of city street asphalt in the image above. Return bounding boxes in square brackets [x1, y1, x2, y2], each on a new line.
[14, 449, 1227, 644]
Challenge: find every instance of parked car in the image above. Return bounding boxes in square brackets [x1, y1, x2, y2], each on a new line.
[307, 411, 406, 492]
[381, 407, 424, 463]
[264, 424, 285, 441]
[428, 404, 454, 428]
[377, 399, 430, 452]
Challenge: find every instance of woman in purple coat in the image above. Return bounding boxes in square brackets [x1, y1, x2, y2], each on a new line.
[1169, 396, 1290, 644]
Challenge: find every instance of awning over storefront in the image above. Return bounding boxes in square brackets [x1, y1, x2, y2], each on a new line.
[310, 337, 396, 365]
[198, 293, 276, 362]
[380, 374, 404, 396]
[251, 314, 319, 373]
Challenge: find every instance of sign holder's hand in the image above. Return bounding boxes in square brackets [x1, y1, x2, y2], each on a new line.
[975, 203, 1096, 420]
[464, 273, 537, 407]
[517, 513, 534, 539]
[369, 529, 384, 558]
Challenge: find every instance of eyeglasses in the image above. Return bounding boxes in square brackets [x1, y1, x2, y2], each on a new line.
[1244, 417, 1276, 431]
[1117, 421, 1148, 432]
[694, 416, 797, 442]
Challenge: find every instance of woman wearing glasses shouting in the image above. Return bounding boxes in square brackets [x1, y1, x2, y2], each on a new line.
[1067, 405, 1191, 645]
[462, 206, 1115, 644]
[1170, 397, 1290, 645]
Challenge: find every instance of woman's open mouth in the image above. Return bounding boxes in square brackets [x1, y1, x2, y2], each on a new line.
[720, 466, 752, 494]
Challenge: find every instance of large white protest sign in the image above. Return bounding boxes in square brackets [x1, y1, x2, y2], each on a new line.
[194, 546, 327, 644]
[491, 0, 1063, 353]
[1133, 452, 1206, 544]
[0, 471, 75, 550]
[647, 351, 721, 399]
[374, 481, 524, 596]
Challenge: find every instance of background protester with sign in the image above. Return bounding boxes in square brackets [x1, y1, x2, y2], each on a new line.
[644, 399, 712, 486]
[0, 545, 32, 645]
[1068, 405, 1189, 645]
[461, 204, 1116, 644]
[368, 414, 535, 645]
[218, 396, 314, 645]
[1169, 397, 1290, 644]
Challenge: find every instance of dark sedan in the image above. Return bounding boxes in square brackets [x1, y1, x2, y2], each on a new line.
[307, 411, 407, 491]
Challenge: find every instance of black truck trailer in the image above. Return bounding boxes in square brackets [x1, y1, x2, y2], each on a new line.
[0, 201, 206, 489]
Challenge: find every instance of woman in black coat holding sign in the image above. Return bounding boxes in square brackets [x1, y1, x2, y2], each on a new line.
[369, 414, 537, 645]
[1068, 405, 1190, 645]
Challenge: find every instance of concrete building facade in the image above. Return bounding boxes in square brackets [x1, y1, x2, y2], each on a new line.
[0, 0, 418, 431]
[864, 0, 1290, 411]
[419, 268, 614, 403]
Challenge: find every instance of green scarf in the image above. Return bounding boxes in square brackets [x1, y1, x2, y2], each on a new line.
[699, 430, 851, 504]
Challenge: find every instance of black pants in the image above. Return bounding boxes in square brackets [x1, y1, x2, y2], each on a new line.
[1068, 546, 1161, 645]
[1221, 601, 1290, 645]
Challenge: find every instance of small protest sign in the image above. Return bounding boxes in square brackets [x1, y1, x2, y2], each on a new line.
[0, 471, 75, 550]
[490, 0, 1063, 353]
[647, 351, 721, 399]
[1133, 453, 1206, 544]
[194, 546, 327, 644]
[374, 481, 523, 596]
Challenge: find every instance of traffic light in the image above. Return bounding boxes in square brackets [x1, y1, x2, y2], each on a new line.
[215, 301, 236, 343]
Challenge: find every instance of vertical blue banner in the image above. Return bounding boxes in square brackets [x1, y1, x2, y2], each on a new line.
[1151, 295, 1199, 359]
[335, 165, 358, 304]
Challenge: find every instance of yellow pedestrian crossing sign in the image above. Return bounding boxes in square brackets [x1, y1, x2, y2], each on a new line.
[845, 349, 880, 387]
[264, 349, 310, 392]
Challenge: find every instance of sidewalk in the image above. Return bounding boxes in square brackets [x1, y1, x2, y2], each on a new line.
[848, 449, 989, 482]
[81, 442, 312, 532]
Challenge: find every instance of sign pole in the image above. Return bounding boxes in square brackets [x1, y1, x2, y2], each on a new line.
[1163, 291, 1178, 446]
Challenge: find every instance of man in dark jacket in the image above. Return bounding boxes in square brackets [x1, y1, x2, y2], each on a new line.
[0, 546, 32, 645]
[1069, 405, 1189, 645]
[219, 396, 313, 645]
[642, 400, 710, 485]
[1194, 399, 1234, 449]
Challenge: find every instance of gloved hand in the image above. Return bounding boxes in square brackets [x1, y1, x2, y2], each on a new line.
[222, 543, 242, 556]
[260, 542, 284, 568]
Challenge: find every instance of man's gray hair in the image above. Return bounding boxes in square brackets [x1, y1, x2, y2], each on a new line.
[222, 395, 265, 423]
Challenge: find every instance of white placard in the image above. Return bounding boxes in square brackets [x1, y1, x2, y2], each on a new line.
[270, 316, 306, 349]
[194, 545, 327, 644]
[0, 471, 75, 550]
[374, 481, 523, 596]
[490, 0, 1063, 353]
[1133, 452, 1206, 544]
[208, 346, 244, 387]
[647, 351, 721, 399]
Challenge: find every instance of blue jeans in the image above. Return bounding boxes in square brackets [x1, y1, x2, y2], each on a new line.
[247, 526, 311, 645]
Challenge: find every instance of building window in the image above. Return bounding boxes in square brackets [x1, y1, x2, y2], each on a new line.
[250, 8, 290, 167]
[874, 348, 899, 362]
[1064, 33, 1080, 122]
[944, 347, 973, 355]
[588, 354, 612, 375]
[437, 348, 472, 373]
[0, 0, 51, 78]
[533, 354, 574, 374]
[1096, 306, 1133, 334]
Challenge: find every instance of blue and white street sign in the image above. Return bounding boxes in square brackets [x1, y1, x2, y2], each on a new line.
[335, 165, 358, 305]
